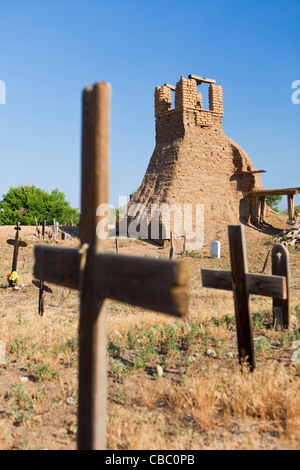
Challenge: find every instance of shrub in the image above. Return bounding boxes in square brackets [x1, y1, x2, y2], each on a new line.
[0, 185, 79, 226]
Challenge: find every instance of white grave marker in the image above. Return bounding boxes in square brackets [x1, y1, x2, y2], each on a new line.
[210, 241, 221, 258]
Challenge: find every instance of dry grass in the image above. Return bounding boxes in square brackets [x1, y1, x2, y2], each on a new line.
[0, 225, 299, 450]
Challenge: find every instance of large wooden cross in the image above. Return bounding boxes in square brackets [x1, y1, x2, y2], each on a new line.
[201, 225, 289, 370]
[33, 83, 189, 450]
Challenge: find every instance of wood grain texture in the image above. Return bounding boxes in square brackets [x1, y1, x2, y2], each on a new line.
[78, 82, 111, 450]
[228, 225, 255, 370]
[201, 269, 232, 291]
[34, 246, 189, 317]
[34, 246, 81, 290]
[246, 272, 287, 299]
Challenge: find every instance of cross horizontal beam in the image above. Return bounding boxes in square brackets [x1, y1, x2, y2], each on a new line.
[7, 239, 27, 248]
[251, 187, 300, 197]
[201, 269, 287, 299]
[34, 245, 189, 317]
[32, 279, 53, 293]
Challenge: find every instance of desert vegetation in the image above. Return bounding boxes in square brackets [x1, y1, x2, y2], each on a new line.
[0, 224, 299, 450]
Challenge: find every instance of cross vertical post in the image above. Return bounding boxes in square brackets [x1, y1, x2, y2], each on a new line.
[35, 218, 40, 238]
[78, 82, 111, 450]
[287, 195, 295, 221]
[12, 221, 21, 272]
[42, 220, 46, 240]
[260, 197, 266, 225]
[53, 219, 56, 241]
[39, 281, 44, 315]
[228, 225, 255, 370]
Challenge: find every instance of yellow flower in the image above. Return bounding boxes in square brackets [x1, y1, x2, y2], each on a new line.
[7, 271, 19, 287]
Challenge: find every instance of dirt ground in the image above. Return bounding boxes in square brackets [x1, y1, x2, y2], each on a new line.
[0, 219, 299, 450]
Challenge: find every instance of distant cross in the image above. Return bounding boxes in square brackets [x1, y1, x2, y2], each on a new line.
[35, 218, 41, 238]
[53, 219, 59, 242]
[169, 231, 175, 259]
[201, 225, 289, 370]
[42, 220, 46, 240]
[32, 280, 53, 316]
[33, 83, 189, 450]
[7, 221, 27, 272]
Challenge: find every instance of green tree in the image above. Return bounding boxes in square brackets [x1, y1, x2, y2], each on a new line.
[265, 195, 283, 212]
[0, 185, 80, 226]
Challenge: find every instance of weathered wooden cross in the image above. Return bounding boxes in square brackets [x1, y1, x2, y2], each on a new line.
[35, 218, 40, 238]
[7, 221, 27, 272]
[42, 220, 46, 240]
[201, 225, 290, 371]
[32, 279, 53, 316]
[33, 82, 189, 450]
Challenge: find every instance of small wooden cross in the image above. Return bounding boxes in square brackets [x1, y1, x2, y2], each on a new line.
[7, 221, 27, 273]
[32, 279, 53, 316]
[201, 225, 289, 370]
[35, 218, 41, 238]
[42, 220, 46, 240]
[169, 231, 175, 259]
[33, 82, 189, 450]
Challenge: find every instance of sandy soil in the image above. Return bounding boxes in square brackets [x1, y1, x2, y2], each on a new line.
[0, 220, 299, 450]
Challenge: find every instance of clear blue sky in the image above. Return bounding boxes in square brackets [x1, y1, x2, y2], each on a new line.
[0, 0, 299, 211]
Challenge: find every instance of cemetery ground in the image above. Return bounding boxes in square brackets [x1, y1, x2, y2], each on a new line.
[0, 223, 299, 450]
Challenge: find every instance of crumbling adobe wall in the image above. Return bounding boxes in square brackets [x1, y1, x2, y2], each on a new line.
[124, 75, 268, 246]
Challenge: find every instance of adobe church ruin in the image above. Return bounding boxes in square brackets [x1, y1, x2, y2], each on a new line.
[121, 74, 287, 246]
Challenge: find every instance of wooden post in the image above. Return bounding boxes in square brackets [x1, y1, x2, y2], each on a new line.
[260, 197, 266, 225]
[287, 195, 295, 220]
[201, 225, 289, 371]
[261, 249, 270, 274]
[39, 281, 44, 315]
[251, 196, 261, 227]
[35, 218, 41, 238]
[272, 244, 290, 329]
[183, 230, 187, 254]
[169, 232, 175, 259]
